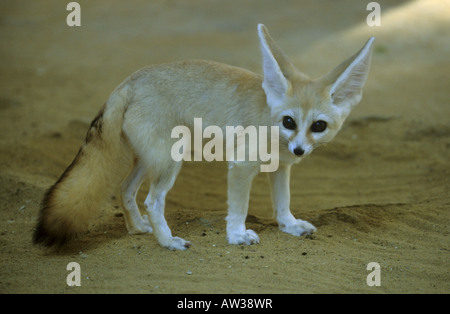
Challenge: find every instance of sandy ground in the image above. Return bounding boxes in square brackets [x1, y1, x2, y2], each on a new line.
[0, 0, 449, 294]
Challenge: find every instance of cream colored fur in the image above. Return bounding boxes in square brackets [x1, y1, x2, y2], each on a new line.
[33, 24, 374, 250]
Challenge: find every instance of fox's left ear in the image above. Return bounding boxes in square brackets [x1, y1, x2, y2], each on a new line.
[258, 24, 304, 110]
[320, 37, 375, 117]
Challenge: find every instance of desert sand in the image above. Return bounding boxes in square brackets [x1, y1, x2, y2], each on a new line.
[0, 0, 448, 294]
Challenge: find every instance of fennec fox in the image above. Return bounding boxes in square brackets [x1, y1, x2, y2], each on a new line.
[33, 24, 374, 250]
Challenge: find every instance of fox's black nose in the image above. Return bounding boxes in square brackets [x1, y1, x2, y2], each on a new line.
[293, 147, 305, 156]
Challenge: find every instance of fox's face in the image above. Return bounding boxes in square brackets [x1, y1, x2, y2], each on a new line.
[258, 24, 374, 160]
[274, 82, 346, 159]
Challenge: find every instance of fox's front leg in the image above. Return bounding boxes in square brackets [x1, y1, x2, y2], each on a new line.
[226, 163, 260, 245]
[268, 163, 316, 236]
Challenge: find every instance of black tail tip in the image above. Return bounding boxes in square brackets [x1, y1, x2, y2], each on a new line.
[32, 220, 73, 248]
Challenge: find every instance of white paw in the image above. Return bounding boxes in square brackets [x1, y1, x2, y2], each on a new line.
[162, 236, 192, 251]
[127, 215, 153, 234]
[228, 229, 260, 245]
[141, 215, 153, 233]
[280, 219, 316, 236]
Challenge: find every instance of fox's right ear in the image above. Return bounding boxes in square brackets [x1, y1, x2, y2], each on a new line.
[258, 24, 297, 109]
[320, 37, 375, 118]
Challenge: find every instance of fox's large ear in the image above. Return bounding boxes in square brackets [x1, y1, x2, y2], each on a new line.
[321, 37, 375, 117]
[258, 24, 299, 109]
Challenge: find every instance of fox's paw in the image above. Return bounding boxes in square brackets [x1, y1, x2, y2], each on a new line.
[127, 215, 153, 235]
[140, 215, 153, 233]
[228, 229, 260, 245]
[162, 236, 192, 251]
[280, 219, 316, 236]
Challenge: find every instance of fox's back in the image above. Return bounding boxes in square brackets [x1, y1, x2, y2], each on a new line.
[122, 60, 270, 131]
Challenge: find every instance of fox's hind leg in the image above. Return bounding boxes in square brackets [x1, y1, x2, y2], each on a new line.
[144, 160, 191, 250]
[120, 159, 153, 234]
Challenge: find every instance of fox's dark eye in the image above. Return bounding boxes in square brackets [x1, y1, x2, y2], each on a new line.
[310, 120, 327, 133]
[282, 116, 297, 130]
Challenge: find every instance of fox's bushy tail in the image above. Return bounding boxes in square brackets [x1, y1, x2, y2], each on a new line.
[33, 84, 133, 247]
